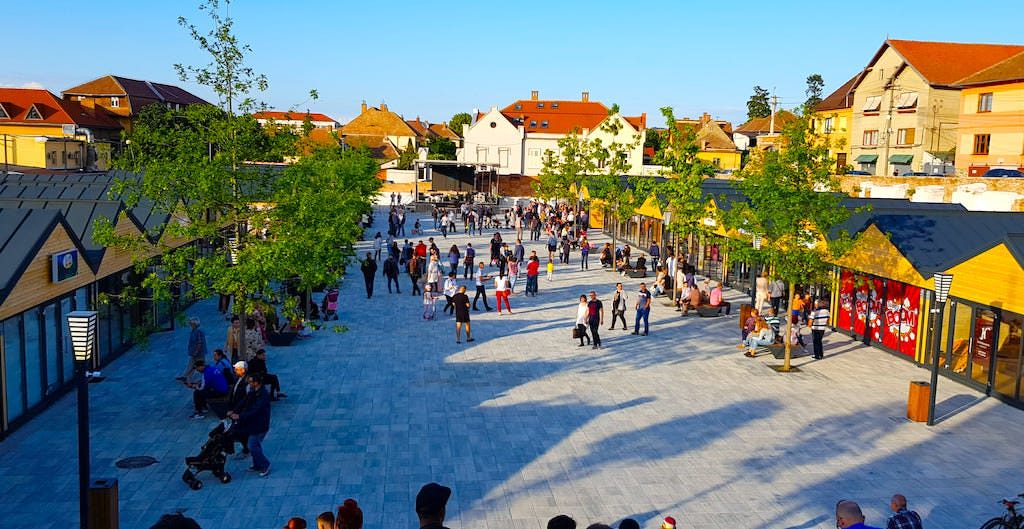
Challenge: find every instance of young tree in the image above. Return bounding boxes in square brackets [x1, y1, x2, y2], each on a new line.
[747, 86, 771, 120]
[643, 128, 663, 153]
[449, 112, 472, 136]
[723, 114, 851, 371]
[396, 140, 418, 169]
[582, 111, 642, 252]
[805, 74, 825, 111]
[533, 131, 597, 201]
[425, 136, 456, 160]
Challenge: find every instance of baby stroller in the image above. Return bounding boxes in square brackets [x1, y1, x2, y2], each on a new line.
[322, 288, 340, 320]
[182, 420, 234, 490]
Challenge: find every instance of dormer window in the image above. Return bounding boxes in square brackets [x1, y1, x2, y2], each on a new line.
[111, 97, 120, 108]
[552, 103, 559, 109]
[529, 120, 537, 128]
[514, 104, 522, 110]
[0, 103, 9, 119]
[25, 104, 42, 120]
[537, 103, 545, 109]
[541, 121, 549, 128]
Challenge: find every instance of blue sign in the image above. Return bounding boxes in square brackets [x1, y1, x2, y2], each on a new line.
[51, 249, 79, 283]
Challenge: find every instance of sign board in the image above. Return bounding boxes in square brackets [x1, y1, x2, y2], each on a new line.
[973, 311, 995, 363]
[51, 249, 79, 283]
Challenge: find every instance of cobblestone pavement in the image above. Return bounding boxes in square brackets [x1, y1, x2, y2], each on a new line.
[1, 205, 1021, 529]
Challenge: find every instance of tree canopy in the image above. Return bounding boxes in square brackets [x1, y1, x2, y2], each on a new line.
[747, 86, 771, 120]
[805, 74, 825, 111]
[653, 107, 716, 241]
[449, 112, 472, 136]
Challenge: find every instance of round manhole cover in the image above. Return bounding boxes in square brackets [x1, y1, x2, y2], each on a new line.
[115, 456, 159, 469]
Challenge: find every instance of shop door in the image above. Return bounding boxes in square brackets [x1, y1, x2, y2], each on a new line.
[993, 313, 1023, 402]
[971, 310, 997, 388]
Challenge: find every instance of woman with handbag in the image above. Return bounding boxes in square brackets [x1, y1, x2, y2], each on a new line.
[574, 294, 592, 347]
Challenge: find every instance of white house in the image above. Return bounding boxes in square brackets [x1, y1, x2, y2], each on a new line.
[459, 107, 526, 175]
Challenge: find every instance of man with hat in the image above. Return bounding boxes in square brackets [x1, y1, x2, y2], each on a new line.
[416, 482, 452, 529]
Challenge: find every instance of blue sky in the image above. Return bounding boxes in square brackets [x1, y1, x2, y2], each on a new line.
[6, 0, 1024, 127]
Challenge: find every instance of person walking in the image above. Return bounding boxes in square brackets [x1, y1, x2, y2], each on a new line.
[508, 257, 520, 293]
[442, 272, 458, 315]
[494, 271, 512, 314]
[633, 282, 652, 336]
[769, 276, 786, 313]
[574, 295, 591, 347]
[810, 299, 831, 360]
[546, 258, 555, 282]
[754, 271, 770, 312]
[452, 286, 474, 343]
[580, 237, 590, 270]
[408, 254, 422, 296]
[447, 244, 460, 274]
[648, 241, 660, 273]
[586, 291, 604, 349]
[609, 283, 628, 330]
[373, 232, 383, 262]
[426, 255, 442, 293]
[383, 254, 401, 294]
[229, 374, 272, 477]
[546, 232, 558, 262]
[179, 317, 207, 381]
[472, 262, 493, 311]
[463, 243, 476, 279]
[360, 252, 377, 299]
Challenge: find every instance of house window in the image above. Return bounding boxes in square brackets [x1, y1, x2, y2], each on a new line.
[476, 147, 488, 162]
[896, 92, 919, 109]
[552, 103, 559, 109]
[110, 97, 120, 108]
[529, 120, 537, 128]
[824, 117, 834, 133]
[540, 121, 549, 128]
[498, 148, 510, 168]
[896, 128, 915, 146]
[862, 129, 879, 146]
[514, 104, 522, 110]
[25, 105, 42, 120]
[978, 93, 993, 113]
[528, 148, 540, 157]
[0, 103, 8, 119]
[973, 134, 991, 155]
[537, 103, 545, 109]
[862, 96, 882, 112]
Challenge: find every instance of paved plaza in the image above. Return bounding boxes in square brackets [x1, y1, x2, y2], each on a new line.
[1, 206, 1022, 529]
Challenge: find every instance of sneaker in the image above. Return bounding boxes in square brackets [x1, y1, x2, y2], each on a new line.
[259, 468, 270, 477]
[189, 412, 206, 419]
[467, 338, 475, 342]
[277, 393, 288, 399]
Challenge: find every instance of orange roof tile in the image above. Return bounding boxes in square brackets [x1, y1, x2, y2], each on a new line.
[734, 110, 799, 134]
[883, 39, 1024, 86]
[0, 88, 120, 129]
[956, 50, 1024, 86]
[429, 122, 461, 140]
[815, 72, 864, 112]
[344, 135, 400, 161]
[253, 110, 338, 123]
[500, 99, 609, 134]
[624, 114, 647, 130]
[343, 106, 417, 138]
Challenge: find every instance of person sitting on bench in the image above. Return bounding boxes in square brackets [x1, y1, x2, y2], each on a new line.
[681, 284, 703, 315]
[188, 358, 228, 419]
[248, 348, 287, 401]
[740, 317, 775, 357]
[600, 243, 613, 267]
[708, 281, 731, 315]
[652, 267, 668, 296]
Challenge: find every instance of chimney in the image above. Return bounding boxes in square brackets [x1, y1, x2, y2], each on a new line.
[530, 90, 539, 101]
[361, 100, 367, 113]
[381, 102, 388, 112]
[581, 91, 589, 102]
[701, 112, 711, 125]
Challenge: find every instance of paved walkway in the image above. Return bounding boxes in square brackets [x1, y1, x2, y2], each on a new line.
[1, 205, 1022, 529]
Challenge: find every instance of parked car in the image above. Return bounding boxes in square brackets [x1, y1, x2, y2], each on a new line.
[902, 171, 932, 177]
[982, 168, 1024, 178]
[844, 170, 872, 175]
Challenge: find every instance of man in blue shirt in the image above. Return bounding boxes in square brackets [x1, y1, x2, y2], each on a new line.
[837, 500, 883, 529]
[189, 359, 228, 419]
[633, 283, 652, 336]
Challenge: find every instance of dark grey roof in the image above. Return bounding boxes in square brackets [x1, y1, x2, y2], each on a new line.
[831, 197, 967, 239]
[0, 198, 122, 267]
[0, 208, 85, 306]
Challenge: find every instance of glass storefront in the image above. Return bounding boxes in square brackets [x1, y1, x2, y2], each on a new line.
[837, 271, 921, 356]
[994, 313, 1023, 400]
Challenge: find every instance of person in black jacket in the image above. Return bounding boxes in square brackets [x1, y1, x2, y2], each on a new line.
[229, 374, 271, 476]
[248, 349, 286, 400]
[383, 255, 401, 294]
[226, 360, 251, 456]
[360, 252, 377, 299]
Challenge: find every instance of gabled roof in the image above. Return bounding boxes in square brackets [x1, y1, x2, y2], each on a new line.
[815, 72, 865, 112]
[678, 117, 738, 152]
[253, 110, 338, 124]
[405, 118, 430, 138]
[429, 122, 461, 140]
[343, 135, 400, 161]
[0, 198, 122, 267]
[500, 99, 609, 135]
[955, 50, 1024, 86]
[874, 39, 1024, 87]
[0, 88, 120, 129]
[624, 114, 647, 131]
[0, 208, 90, 307]
[342, 106, 418, 138]
[63, 75, 208, 106]
[734, 110, 799, 134]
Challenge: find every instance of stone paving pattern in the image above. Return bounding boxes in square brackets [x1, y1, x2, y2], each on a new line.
[0, 204, 1022, 529]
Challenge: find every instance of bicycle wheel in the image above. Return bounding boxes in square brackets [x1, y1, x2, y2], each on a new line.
[979, 516, 1008, 529]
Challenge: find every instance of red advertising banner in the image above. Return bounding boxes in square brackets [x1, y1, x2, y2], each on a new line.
[853, 275, 870, 336]
[973, 311, 995, 364]
[883, 282, 921, 356]
[882, 281, 903, 350]
[868, 278, 884, 343]
[838, 270, 855, 331]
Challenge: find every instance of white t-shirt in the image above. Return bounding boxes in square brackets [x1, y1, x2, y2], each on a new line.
[494, 276, 509, 292]
[576, 302, 589, 325]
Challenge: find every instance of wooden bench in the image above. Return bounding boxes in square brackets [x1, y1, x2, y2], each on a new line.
[697, 306, 724, 317]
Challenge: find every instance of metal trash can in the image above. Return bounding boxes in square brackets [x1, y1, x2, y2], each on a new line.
[907, 381, 930, 422]
[89, 478, 119, 529]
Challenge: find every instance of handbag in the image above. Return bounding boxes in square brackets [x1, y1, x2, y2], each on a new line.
[572, 327, 581, 339]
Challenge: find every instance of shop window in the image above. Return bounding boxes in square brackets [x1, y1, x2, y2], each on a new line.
[994, 312, 1022, 400]
[23, 309, 42, 409]
[971, 310, 996, 385]
[43, 303, 59, 392]
[948, 302, 974, 375]
[4, 316, 25, 423]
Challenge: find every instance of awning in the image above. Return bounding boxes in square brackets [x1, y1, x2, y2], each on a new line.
[889, 154, 914, 164]
[855, 154, 878, 163]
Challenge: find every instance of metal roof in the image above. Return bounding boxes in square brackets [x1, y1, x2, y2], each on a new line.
[0, 208, 89, 307]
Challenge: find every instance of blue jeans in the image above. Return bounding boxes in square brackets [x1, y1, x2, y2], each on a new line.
[248, 431, 269, 472]
[634, 308, 649, 334]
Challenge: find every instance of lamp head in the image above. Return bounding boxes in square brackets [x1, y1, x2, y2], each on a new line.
[933, 273, 953, 303]
[66, 310, 98, 363]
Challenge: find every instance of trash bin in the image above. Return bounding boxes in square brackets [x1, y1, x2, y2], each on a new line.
[907, 381, 930, 422]
[89, 478, 119, 529]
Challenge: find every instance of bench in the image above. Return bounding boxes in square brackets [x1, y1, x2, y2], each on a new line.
[626, 269, 647, 279]
[697, 306, 724, 317]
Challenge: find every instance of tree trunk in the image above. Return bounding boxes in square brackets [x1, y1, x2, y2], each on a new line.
[237, 293, 246, 363]
[607, 207, 616, 255]
[782, 282, 795, 372]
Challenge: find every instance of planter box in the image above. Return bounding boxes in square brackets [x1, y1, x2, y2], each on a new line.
[267, 332, 298, 347]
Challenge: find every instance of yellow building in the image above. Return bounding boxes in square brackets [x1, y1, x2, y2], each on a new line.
[675, 113, 742, 171]
[849, 39, 1024, 176]
[0, 88, 121, 170]
[813, 72, 863, 173]
[954, 51, 1024, 176]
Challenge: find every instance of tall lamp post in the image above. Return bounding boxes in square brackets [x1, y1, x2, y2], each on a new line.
[927, 273, 953, 426]
[67, 310, 98, 529]
[751, 235, 763, 306]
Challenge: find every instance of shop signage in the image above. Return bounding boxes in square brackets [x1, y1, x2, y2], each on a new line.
[973, 312, 995, 363]
[51, 249, 79, 283]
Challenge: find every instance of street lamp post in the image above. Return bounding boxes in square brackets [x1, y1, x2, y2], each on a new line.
[927, 273, 953, 426]
[67, 310, 98, 529]
[751, 235, 762, 306]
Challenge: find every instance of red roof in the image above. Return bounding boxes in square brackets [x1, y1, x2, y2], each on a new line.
[624, 114, 647, 130]
[253, 110, 338, 123]
[0, 88, 121, 129]
[500, 99, 609, 134]
[883, 39, 1024, 86]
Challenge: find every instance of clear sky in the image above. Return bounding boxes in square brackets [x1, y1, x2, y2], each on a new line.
[5, 0, 1024, 128]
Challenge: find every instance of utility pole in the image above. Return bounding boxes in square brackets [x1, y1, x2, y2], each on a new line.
[881, 81, 898, 177]
[769, 92, 778, 135]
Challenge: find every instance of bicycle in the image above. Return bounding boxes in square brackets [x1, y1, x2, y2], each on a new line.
[980, 494, 1024, 529]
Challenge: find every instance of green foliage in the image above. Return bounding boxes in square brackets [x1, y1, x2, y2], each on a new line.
[654, 107, 716, 238]
[747, 85, 771, 120]
[449, 112, 472, 135]
[396, 141, 418, 169]
[644, 129, 663, 152]
[533, 131, 597, 201]
[805, 74, 825, 112]
[301, 115, 314, 136]
[425, 136, 456, 160]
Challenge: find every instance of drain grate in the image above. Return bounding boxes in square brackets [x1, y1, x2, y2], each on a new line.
[116, 456, 159, 469]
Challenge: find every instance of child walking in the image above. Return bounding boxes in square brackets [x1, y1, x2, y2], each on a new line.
[422, 284, 438, 320]
[546, 259, 555, 281]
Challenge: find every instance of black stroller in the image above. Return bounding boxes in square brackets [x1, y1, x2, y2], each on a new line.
[182, 420, 235, 490]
